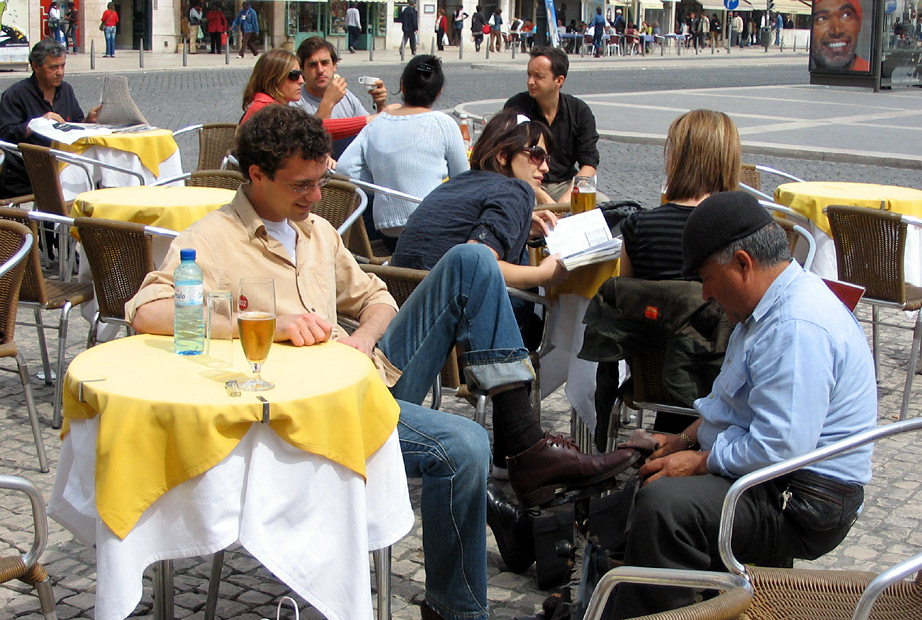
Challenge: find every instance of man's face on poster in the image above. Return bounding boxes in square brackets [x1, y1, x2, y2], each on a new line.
[812, 0, 861, 69]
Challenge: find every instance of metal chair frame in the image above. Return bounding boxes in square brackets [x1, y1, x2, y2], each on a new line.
[0, 475, 57, 618]
[584, 417, 922, 620]
[151, 169, 245, 191]
[0, 225, 48, 473]
[173, 122, 238, 171]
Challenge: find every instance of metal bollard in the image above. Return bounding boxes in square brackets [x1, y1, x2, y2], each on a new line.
[459, 35, 463, 59]
[485, 42, 490, 59]
[511, 38, 516, 59]
[90, 39, 95, 70]
[400, 41, 405, 61]
[369, 36, 374, 61]
[226, 38, 230, 64]
[183, 38, 188, 66]
[336, 37, 341, 56]
[430, 36, 435, 55]
[139, 39, 144, 68]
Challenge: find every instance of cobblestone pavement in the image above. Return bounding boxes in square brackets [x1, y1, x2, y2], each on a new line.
[1, 52, 921, 619]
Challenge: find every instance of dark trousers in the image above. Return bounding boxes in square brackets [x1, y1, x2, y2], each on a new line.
[238, 31, 259, 57]
[401, 32, 417, 54]
[348, 25, 360, 50]
[210, 31, 222, 54]
[610, 472, 862, 619]
[437, 27, 445, 50]
[473, 32, 483, 50]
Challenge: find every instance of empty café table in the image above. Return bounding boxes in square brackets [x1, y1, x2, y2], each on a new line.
[775, 181, 922, 284]
[72, 185, 236, 232]
[48, 335, 413, 620]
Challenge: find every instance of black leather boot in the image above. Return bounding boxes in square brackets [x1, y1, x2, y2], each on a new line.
[486, 482, 536, 573]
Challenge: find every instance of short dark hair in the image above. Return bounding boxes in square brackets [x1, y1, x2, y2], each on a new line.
[529, 46, 568, 79]
[235, 106, 332, 181]
[470, 109, 553, 177]
[401, 55, 444, 108]
[296, 36, 339, 68]
[29, 39, 66, 67]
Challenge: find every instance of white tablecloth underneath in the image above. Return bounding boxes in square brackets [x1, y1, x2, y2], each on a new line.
[804, 223, 922, 287]
[48, 419, 414, 620]
[59, 147, 183, 201]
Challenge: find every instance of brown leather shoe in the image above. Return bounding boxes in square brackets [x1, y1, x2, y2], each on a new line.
[506, 433, 640, 508]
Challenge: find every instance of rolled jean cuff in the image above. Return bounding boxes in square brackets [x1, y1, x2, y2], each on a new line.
[461, 348, 535, 394]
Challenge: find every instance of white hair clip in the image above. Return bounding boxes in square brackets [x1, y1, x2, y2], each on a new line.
[516, 114, 531, 125]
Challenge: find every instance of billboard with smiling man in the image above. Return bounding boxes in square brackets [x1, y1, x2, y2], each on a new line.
[810, 0, 873, 73]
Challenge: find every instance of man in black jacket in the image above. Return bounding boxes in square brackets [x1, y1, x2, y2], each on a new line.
[398, 0, 418, 55]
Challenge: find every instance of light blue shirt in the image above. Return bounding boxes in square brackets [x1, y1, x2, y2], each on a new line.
[337, 111, 469, 234]
[696, 261, 877, 485]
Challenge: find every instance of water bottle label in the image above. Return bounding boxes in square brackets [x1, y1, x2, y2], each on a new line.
[175, 283, 204, 307]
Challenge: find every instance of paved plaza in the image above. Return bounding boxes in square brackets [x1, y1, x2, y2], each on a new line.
[1, 47, 921, 619]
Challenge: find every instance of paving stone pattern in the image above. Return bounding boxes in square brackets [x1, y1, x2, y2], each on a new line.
[1, 56, 921, 619]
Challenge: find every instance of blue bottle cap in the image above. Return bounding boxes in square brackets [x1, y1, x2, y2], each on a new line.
[179, 248, 196, 261]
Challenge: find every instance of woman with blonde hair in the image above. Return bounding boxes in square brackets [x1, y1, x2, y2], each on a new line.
[239, 48, 372, 142]
[619, 109, 740, 279]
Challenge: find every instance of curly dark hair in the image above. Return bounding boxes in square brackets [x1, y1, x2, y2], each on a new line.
[235, 106, 331, 181]
[470, 109, 553, 177]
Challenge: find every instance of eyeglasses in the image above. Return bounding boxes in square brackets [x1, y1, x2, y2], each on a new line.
[280, 171, 331, 195]
[286, 69, 303, 82]
[521, 146, 550, 166]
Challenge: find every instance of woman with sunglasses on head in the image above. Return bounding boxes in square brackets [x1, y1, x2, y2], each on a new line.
[392, 109, 567, 293]
[239, 49, 375, 142]
[337, 55, 469, 250]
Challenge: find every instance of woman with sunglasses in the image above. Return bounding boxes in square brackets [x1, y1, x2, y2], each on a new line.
[239, 49, 374, 142]
[337, 55, 469, 250]
[392, 109, 566, 292]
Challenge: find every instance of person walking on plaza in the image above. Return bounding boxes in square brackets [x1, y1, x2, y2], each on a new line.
[47, 2, 65, 44]
[65, 2, 78, 53]
[188, 1, 203, 54]
[471, 5, 485, 51]
[345, 3, 361, 53]
[709, 12, 721, 51]
[452, 5, 468, 45]
[100, 2, 119, 57]
[206, 2, 227, 54]
[398, 0, 418, 55]
[489, 8, 503, 51]
[733, 11, 744, 48]
[591, 7, 606, 57]
[773, 11, 783, 45]
[232, 1, 259, 58]
[435, 7, 448, 51]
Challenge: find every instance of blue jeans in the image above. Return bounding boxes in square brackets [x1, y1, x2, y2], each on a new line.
[379, 244, 533, 619]
[104, 26, 116, 56]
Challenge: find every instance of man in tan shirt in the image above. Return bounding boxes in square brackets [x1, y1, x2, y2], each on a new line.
[127, 105, 635, 620]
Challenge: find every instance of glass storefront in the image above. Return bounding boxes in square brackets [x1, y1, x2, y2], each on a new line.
[288, 0, 387, 49]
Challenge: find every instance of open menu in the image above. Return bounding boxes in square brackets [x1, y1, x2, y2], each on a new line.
[544, 208, 623, 270]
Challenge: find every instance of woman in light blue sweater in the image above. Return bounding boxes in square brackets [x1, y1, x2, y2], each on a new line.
[337, 55, 469, 248]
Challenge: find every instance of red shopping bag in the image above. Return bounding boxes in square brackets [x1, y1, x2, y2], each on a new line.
[221, 32, 228, 45]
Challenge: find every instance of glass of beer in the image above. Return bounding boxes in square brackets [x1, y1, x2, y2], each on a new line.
[237, 277, 277, 392]
[570, 176, 597, 214]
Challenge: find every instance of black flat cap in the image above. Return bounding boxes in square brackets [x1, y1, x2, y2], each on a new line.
[681, 191, 772, 276]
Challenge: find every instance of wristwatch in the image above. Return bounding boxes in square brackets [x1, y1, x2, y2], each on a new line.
[680, 432, 700, 451]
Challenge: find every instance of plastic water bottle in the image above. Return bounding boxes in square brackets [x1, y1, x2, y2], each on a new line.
[173, 248, 205, 355]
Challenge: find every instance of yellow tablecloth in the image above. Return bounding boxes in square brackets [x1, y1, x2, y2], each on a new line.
[54, 129, 179, 178]
[62, 335, 400, 540]
[72, 186, 235, 231]
[775, 182, 922, 237]
[548, 259, 620, 300]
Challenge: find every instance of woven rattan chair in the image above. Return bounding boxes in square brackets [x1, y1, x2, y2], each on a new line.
[584, 418, 922, 620]
[152, 169, 245, 191]
[173, 122, 238, 171]
[825, 204, 922, 421]
[0, 475, 57, 618]
[0, 222, 48, 472]
[73, 217, 162, 348]
[0, 207, 94, 430]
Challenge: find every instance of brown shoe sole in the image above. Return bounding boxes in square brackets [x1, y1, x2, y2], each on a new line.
[515, 449, 640, 508]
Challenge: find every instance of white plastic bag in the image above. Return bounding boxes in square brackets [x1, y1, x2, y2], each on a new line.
[261, 596, 299, 620]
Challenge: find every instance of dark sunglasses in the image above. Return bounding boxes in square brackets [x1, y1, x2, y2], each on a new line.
[286, 69, 303, 82]
[521, 146, 549, 166]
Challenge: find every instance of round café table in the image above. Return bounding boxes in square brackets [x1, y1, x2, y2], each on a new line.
[775, 181, 922, 285]
[49, 335, 412, 620]
[72, 185, 236, 232]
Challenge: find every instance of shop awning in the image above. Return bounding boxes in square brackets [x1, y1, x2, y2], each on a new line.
[771, 0, 812, 14]
[639, 0, 664, 7]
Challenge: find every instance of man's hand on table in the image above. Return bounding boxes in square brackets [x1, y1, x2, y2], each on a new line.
[276, 313, 333, 346]
[85, 105, 101, 123]
[338, 332, 377, 358]
[639, 448, 710, 486]
[42, 111, 67, 123]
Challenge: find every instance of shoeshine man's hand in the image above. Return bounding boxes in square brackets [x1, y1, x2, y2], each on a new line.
[276, 312, 333, 346]
[639, 449, 710, 486]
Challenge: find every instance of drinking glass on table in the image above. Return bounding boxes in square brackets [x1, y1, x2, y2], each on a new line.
[237, 277, 276, 392]
[571, 175, 597, 214]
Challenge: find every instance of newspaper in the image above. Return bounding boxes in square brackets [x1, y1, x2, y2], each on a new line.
[544, 208, 623, 270]
[96, 75, 149, 126]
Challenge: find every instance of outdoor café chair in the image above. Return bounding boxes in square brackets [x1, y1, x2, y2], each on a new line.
[152, 169, 245, 191]
[825, 204, 922, 421]
[173, 122, 238, 171]
[582, 418, 922, 620]
[0, 221, 47, 472]
[0, 208, 94, 430]
[0, 475, 57, 618]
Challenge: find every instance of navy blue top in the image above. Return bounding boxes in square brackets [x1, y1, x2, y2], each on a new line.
[392, 169, 535, 270]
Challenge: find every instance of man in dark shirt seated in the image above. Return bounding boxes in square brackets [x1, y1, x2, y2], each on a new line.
[0, 39, 100, 199]
[504, 46, 600, 205]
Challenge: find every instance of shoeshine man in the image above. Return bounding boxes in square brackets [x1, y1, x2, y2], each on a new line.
[127, 105, 636, 620]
